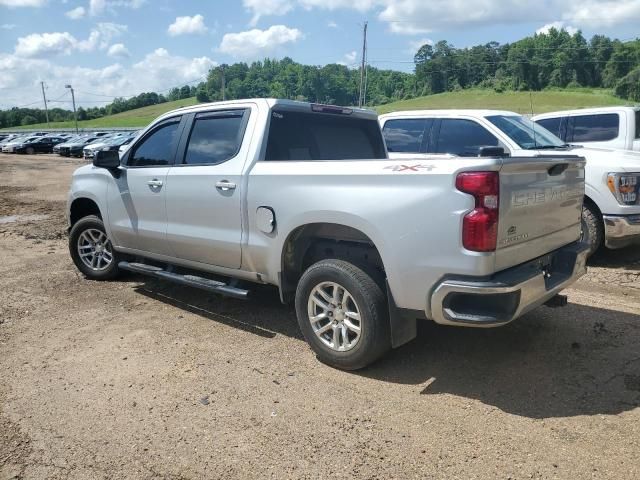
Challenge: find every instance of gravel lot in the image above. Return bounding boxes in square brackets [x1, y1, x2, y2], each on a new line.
[1, 153, 639, 480]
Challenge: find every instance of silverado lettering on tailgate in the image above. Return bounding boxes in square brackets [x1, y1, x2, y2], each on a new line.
[511, 186, 582, 208]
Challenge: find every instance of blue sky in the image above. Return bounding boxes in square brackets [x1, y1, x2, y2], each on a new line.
[1, 0, 639, 108]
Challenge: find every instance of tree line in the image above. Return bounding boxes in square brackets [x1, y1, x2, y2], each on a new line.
[1, 28, 638, 129]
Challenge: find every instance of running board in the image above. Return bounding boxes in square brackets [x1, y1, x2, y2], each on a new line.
[118, 261, 249, 300]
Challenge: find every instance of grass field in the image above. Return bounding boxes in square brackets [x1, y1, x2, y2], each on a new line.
[376, 88, 631, 114]
[4, 88, 634, 131]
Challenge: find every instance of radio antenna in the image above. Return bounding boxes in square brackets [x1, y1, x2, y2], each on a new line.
[529, 91, 538, 149]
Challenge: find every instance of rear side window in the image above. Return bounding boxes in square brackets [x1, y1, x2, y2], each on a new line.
[264, 110, 386, 161]
[129, 118, 181, 167]
[435, 119, 499, 156]
[571, 113, 619, 142]
[536, 117, 563, 139]
[183, 110, 248, 165]
[382, 119, 431, 153]
[635, 111, 640, 139]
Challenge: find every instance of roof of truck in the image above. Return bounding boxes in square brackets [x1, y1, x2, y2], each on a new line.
[379, 109, 518, 120]
[158, 98, 378, 121]
[532, 106, 640, 120]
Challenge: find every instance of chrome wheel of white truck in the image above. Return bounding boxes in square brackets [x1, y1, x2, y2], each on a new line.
[295, 259, 390, 370]
[69, 215, 122, 280]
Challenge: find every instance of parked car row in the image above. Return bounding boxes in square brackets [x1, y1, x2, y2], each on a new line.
[0, 130, 139, 158]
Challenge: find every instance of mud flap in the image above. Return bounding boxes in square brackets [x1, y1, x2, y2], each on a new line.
[386, 281, 418, 348]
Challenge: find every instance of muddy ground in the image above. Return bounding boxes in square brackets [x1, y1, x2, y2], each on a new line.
[0, 154, 639, 479]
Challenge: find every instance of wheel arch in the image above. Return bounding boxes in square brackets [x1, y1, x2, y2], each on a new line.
[69, 197, 103, 227]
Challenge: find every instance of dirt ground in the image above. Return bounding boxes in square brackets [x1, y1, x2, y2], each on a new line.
[1, 154, 639, 480]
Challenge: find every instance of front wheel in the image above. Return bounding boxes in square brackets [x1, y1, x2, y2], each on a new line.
[69, 215, 122, 280]
[25, 147, 35, 155]
[295, 259, 390, 370]
[581, 203, 603, 257]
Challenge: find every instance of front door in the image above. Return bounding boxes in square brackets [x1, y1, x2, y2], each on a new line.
[107, 116, 184, 256]
[165, 108, 251, 268]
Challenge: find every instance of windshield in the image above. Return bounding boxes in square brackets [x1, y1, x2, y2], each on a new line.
[486, 115, 566, 149]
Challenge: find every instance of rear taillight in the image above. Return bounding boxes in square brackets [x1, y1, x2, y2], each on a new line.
[456, 171, 499, 252]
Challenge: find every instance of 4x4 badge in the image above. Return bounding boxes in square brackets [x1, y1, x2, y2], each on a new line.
[384, 164, 435, 172]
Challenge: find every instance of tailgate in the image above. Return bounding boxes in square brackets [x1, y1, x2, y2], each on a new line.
[495, 155, 585, 271]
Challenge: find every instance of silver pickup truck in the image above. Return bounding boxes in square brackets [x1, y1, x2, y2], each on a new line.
[67, 99, 589, 370]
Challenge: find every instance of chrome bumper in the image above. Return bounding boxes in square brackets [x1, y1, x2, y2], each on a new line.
[430, 241, 589, 327]
[603, 214, 640, 249]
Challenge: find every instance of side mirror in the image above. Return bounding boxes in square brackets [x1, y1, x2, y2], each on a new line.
[478, 146, 506, 157]
[93, 149, 120, 169]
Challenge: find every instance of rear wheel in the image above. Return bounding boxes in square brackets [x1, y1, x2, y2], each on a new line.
[69, 215, 122, 280]
[295, 259, 390, 370]
[581, 202, 603, 257]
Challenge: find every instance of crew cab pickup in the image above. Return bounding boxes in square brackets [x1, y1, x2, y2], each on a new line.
[380, 109, 640, 254]
[67, 99, 588, 370]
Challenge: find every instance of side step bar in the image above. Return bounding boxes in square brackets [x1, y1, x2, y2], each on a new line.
[118, 261, 249, 300]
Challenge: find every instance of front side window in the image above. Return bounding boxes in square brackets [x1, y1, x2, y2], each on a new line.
[183, 110, 247, 165]
[487, 115, 565, 149]
[635, 110, 640, 139]
[129, 118, 181, 167]
[571, 113, 619, 142]
[435, 119, 499, 156]
[382, 118, 431, 153]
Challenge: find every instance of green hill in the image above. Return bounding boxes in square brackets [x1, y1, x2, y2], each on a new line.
[6, 97, 198, 130]
[376, 88, 631, 115]
[4, 88, 635, 131]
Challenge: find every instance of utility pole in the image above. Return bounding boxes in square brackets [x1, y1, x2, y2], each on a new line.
[221, 65, 226, 101]
[358, 21, 368, 107]
[65, 84, 78, 134]
[40, 81, 50, 128]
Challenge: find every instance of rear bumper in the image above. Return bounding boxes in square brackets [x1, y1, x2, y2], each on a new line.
[429, 241, 589, 327]
[603, 214, 640, 249]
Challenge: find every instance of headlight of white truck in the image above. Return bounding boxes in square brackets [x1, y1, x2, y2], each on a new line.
[607, 173, 640, 205]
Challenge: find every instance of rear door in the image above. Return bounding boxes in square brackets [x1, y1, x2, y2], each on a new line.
[107, 116, 185, 255]
[164, 107, 252, 268]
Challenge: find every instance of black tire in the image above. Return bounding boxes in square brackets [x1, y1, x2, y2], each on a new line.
[25, 147, 35, 155]
[581, 202, 603, 257]
[69, 215, 121, 280]
[295, 259, 390, 370]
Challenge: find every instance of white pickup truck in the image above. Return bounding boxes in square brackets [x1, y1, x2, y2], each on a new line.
[67, 99, 588, 370]
[533, 106, 640, 152]
[380, 109, 640, 254]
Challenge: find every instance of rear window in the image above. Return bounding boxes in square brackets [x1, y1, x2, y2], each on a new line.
[536, 117, 562, 139]
[264, 110, 386, 161]
[571, 113, 619, 142]
[382, 118, 431, 153]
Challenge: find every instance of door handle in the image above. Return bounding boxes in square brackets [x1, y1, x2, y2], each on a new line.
[215, 180, 237, 191]
[147, 179, 163, 187]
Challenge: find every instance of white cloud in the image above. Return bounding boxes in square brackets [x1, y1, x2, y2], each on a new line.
[243, 0, 293, 26]
[89, 0, 145, 16]
[338, 50, 357, 65]
[327, 20, 338, 28]
[1, 24, 17, 29]
[65, 6, 85, 19]
[15, 32, 77, 57]
[407, 37, 433, 54]
[167, 14, 207, 36]
[14, 23, 127, 58]
[0, 0, 46, 6]
[107, 42, 130, 58]
[0, 49, 216, 108]
[562, 0, 640, 28]
[298, 0, 376, 10]
[536, 21, 578, 35]
[219, 24, 303, 59]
